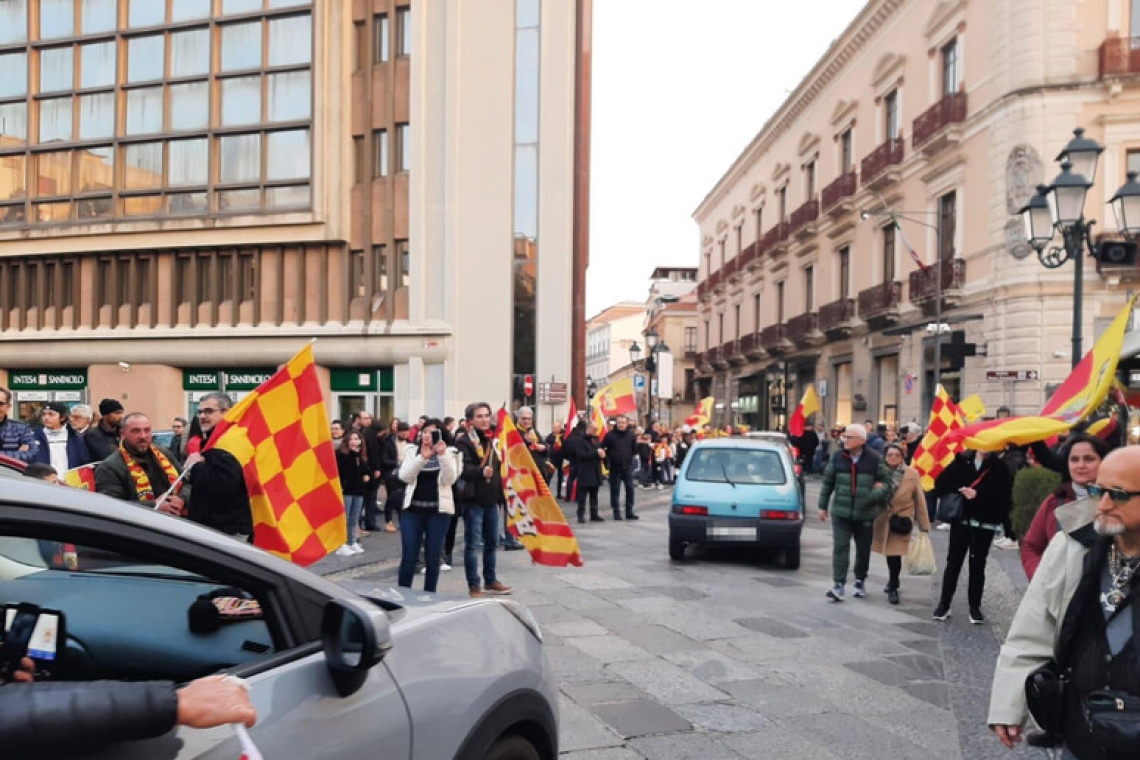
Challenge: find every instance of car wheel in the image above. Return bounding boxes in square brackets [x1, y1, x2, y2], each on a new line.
[784, 545, 801, 570]
[669, 537, 687, 561]
[483, 734, 541, 760]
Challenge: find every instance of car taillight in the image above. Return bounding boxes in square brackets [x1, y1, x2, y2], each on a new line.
[759, 510, 799, 520]
[674, 505, 708, 516]
[794, 464, 803, 477]
[791, 445, 800, 459]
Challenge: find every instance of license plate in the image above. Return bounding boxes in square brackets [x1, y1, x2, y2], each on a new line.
[706, 525, 756, 541]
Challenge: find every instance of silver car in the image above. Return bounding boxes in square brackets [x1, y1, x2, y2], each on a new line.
[0, 479, 558, 759]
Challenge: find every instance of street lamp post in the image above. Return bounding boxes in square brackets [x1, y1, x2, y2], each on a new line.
[1018, 128, 1127, 370]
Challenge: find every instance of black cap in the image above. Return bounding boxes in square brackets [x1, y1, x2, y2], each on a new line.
[99, 398, 124, 416]
[44, 401, 69, 418]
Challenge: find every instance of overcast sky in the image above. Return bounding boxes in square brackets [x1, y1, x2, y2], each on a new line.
[586, 1, 862, 316]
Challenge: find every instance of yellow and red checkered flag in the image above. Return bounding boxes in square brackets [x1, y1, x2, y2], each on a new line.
[497, 408, 583, 567]
[63, 463, 97, 490]
[206, 344, 345, 566]
[684, 397, 714, 428]
[911, 385, 968, 491]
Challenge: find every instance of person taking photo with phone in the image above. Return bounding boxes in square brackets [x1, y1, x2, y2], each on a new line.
[397, 419, 459, 593]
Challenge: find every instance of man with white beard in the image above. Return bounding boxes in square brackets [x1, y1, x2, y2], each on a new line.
[988, 445, 1140, 758]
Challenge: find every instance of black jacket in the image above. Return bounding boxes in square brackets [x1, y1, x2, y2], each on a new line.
[520, 425, 547, 470]
[601, 427, 637, 472]
[546, 431, 564, 467]
[0, 680, 178, 756]
[360, 425, 383, 486]
[933, 452, 1013, 525]
[567, 434, 602, 488]
[186, 448, 253, 537]
[94, 446, 181, 504]
[336, 449, 370, 497]
[455, 428, 502, 505]
[84, 422, 121, 462]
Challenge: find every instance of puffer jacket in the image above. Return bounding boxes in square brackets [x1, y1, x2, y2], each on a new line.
[0, 417, 37, 462]
[399, 443, 460, 515]
[0, 680, 178, 754]
[817, 447, 893, 521]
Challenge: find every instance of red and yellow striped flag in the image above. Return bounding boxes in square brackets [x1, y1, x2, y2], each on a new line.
[788, 386, 820, 437]
[684, 397, 714, 428]
[497, 409, 583, 567]
[63, 464, 97, 490]
[911, 385, 968, 491]
[206, 344, 346, 566]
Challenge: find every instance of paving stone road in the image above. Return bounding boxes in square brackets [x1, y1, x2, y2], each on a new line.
[324, 480, 1044, 759]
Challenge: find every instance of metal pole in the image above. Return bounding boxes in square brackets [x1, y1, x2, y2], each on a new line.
[1069, 225, 1084, 370]
[933, 259, 942, 405]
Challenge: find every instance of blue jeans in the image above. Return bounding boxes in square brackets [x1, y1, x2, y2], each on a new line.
[398, 510, 451, 592]
[609, 468, 635, 511]
[344, 495, 363, 544]
[462, 503, 499, 589]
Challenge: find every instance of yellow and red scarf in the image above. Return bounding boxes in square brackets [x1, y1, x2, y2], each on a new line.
[121, 445, 180, 501]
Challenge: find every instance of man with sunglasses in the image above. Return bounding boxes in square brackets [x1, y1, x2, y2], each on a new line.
[0, 387, 36, 462]
[989, 445, 1140, 757]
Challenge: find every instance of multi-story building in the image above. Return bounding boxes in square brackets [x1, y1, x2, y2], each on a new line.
[693, 0, 1140, 432]
[0, 0, 591, 427]
[585, 302, 643, 385]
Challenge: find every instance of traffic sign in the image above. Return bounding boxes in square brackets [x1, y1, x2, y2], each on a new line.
[633, 374, 646, 391]
[523, 375, 534, 397]
[986, 370, 1039, 382]
[537, 382, 568, 404]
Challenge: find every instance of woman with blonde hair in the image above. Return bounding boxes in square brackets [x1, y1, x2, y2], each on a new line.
[872, 442, 930, 605]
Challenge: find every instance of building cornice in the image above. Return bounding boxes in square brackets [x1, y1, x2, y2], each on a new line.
[693, 0, 907, 223]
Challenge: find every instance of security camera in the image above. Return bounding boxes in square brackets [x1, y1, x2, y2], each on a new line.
[118, 362, 131, 371]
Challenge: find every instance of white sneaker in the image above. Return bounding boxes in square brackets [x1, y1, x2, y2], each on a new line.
[994, 537, 1019, 551]
[335, 544, 355, 557]
[935, 523, 951, 531]
[351, 543, 365, 554]
[441, 563, 452, 571]
[418, 566, 427, 574]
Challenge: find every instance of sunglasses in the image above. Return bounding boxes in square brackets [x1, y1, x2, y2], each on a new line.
[1088, 484, 1140, 504]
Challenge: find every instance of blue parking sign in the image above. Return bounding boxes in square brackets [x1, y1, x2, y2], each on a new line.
[633, 374, 646, 391]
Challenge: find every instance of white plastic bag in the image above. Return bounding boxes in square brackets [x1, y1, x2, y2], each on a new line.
[905, 532, 937, 576]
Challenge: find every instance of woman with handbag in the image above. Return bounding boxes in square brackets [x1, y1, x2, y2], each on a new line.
[871, 443, 930, 605]
[932, 449, 1013, 624]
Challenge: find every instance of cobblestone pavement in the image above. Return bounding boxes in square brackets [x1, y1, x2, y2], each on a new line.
[325, 480, 1043, 759]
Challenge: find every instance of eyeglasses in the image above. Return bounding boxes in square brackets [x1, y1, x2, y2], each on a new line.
[197, 407, 220, 415]
[0, 401, 9, 407]
[1088, 484, 1140, 504]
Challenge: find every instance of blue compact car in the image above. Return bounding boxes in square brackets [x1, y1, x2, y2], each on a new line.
[668, 438, 805, 568]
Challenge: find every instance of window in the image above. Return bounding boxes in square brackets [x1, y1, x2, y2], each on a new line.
[373, 129, 388, 177]
[704, 320, 710, 349]
[684, 326, 697, 352]
[372, 13, 389, 63]
[734, 303, 741, 339]
[238, 251, 256, 301]
[804, 160, 816, 200]
[136, 257, 151, 307]
[1128, 149, 1140, 176]
[717, 313, 724, 344]
[350, 248, 365, 297]
[882, 224, 896, 282]
[98, 258, 113, 307]
[218, 253, 234, 302]
[776, 282, 785, 322]
[396, 6, 411, 57]
[718, 239, 725, 268]
[353, 21, 367, 69]
[1134, 0, 1140, 35]
[735, 225, 742, 256]
[24, 260, 38, 308]
[840, 130, 853, 173]
[938, 191, 956, 261]
[754, 207, 763, 242]
[686, 448, 787, 485]
[838, 247, 850, 299]
[195, 255, 211, 304]
[176, 255, 193, 305]
[753, 293, 761, 332]
[353, 136, 365, 184]
[396, 123, 409, 172]
[61, 260, 75, 308]
[395, 239, 409, 287]
[372, 244, 388, 293]
[777, 186, 787, 221]
[804, 265, 814, 311]
[941, 39, 959, 96]
[884, 90, 899, 140]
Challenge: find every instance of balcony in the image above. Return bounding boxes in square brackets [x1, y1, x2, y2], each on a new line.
[788, 199, 819, 239]
[861, 137, 905, 188]
[821, 172, 857, 216]
[909, 258, 966, 314]
[725, 339, 746, 365]
[762, 221, 791, 258]
[912, 92, 967, 154]
[818, 298, 857, 338]
[694, 350, 713, 375]
[857, 281, 903, 327]
[760, 323, 792, 354]
[738, 332, 766, 359]
[1099, 37, 1140, 78]
[711, 345, 729, 369]
[786, 312, 824, 348]
[738, 242, 757, 270]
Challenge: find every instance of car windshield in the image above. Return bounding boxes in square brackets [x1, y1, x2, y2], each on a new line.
[685, 448, 787, 485]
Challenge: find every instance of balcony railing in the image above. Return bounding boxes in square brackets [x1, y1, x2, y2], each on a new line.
[913, 92, 967, 149]
[760, 323, 789, 353]
[788, 199, 819, 235]
[1099, 37, 1140, 77]
[694, 350, 712, 373]
[726, 339, 746, 364]
[821, 173, 857, 212]
[711, 345, 729, 368]
[861, 137, 905, 185]
[857, 281, 903, 323]
[818, 298, 857, 336]
[909, 258, 966, 307]
[738, 332, 765, 359]
[786, 312, 822, 346]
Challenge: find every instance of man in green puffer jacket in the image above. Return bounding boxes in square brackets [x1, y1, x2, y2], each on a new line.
[818, 423, 894, 602]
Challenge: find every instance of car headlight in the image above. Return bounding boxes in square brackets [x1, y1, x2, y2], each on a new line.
[497, 599, 543, 643]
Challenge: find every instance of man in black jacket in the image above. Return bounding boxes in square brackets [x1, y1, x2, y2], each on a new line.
[1, 664, 255, 755]
[353, 410, 384, 532]
[181, 392, 253, 539]
[602, 414, 639, 520]
[455, 402, 512, 598]
[84, 398, 124, 462]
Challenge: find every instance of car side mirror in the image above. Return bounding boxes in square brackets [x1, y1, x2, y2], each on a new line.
[321, 599, 392, 697]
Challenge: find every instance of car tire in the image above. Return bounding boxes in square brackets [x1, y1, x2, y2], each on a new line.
[669, 537, 687, 561]
[484, 735, 541, 760]
[784, 545, 801, 570]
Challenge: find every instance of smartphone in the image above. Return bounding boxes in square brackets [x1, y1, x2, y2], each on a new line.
[430, 429, 443, 446]
[2, 604, 64, 678]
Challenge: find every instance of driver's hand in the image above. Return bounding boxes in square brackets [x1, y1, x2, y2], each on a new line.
[11, 657, 34, 683]
[176, 676, 257, 729]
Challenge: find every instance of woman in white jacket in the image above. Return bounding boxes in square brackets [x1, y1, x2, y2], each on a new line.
[397, 418, 460, 593]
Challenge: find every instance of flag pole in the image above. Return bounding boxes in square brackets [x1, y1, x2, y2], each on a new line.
[153, 468, 191, 511]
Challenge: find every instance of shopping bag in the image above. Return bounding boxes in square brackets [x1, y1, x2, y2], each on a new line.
[905, 532, 937, 576]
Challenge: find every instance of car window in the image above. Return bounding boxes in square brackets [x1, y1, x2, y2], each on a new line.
[685, 448, 787, 485]
[0, 529, 277, 684]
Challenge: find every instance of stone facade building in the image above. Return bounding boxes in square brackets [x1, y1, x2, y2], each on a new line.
[693, 0, 1140, 431]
